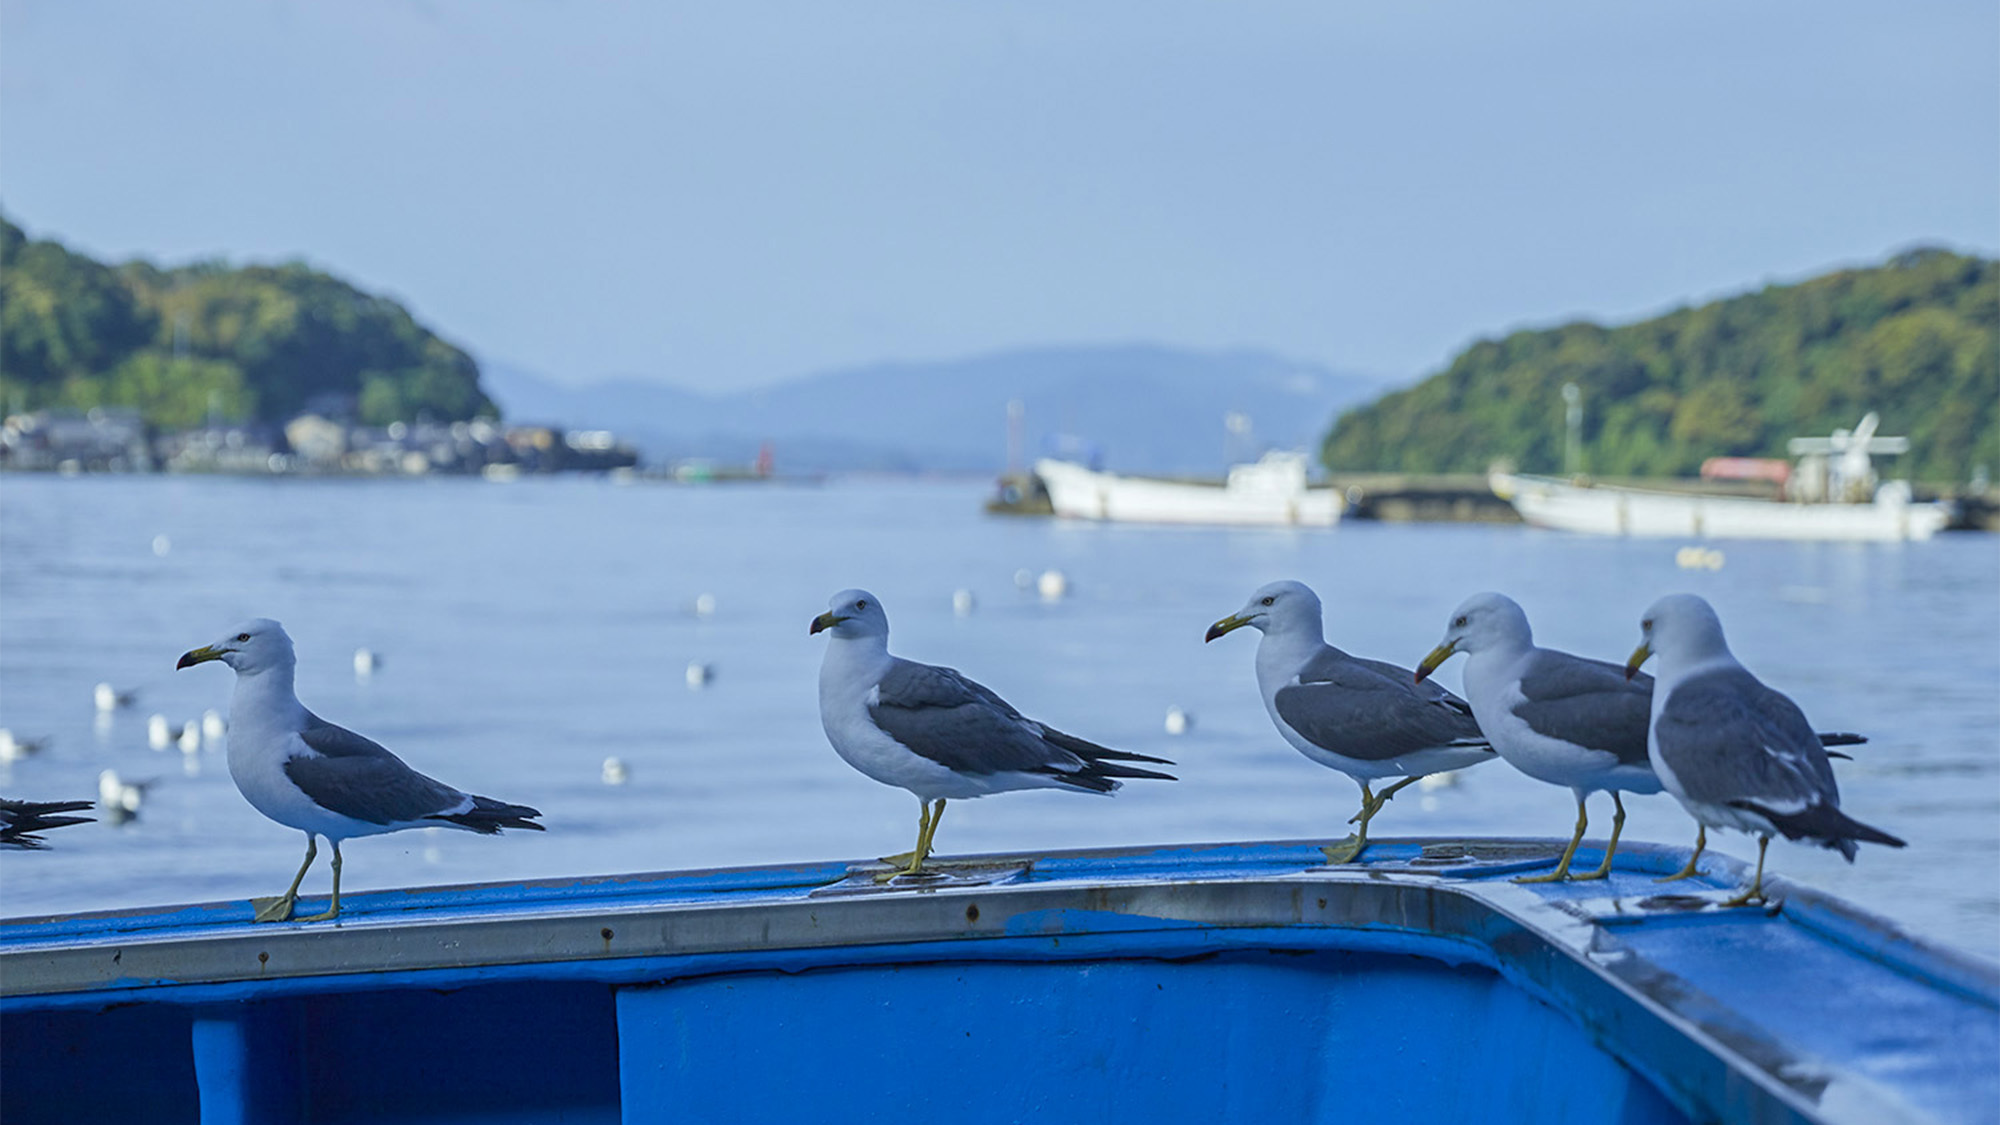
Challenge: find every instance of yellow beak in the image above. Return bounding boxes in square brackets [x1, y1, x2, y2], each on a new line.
[809, 612, 848, 635]
[1413, 641, 1457, 684]
[1204, 614, 1252, 643]
[1624, 642, 1652, 681]
[177, 645, 224, 670]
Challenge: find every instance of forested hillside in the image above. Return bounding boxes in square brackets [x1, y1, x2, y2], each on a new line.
[1320, 249, 1997, 482]
[1, 215, 492, 428]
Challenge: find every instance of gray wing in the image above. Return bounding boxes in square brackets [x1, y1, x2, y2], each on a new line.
[1509, 650, 1653, 765]
[1274, 646, 1490, 762]
[1655, 668, 1838, 810]
[867, 659, 1084, 777]
[286, 713, 466, 825]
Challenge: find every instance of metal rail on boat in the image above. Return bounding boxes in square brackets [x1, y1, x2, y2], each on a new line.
[3, 839, 1994, 1125]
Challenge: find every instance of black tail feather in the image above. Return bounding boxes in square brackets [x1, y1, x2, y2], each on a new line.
[427, 795, 545, 834]
[1730, 799, 1905, 862]
[1044, 730, 1173, 767]
[1816, 731, 1868, 748]
[0, 799, 95, 848]
[1042, 729, 1178, 791]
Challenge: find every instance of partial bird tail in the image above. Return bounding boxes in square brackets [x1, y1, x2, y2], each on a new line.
[428, 795, 546, 834]
[1730, 799, 1905, 862]
[1816, 731, 1868, 747]
[0, 798, 96, 848]
[1044, 731, 1177, 792]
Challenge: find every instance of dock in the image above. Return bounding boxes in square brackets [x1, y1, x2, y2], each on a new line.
[4, 839, 1994, 1124]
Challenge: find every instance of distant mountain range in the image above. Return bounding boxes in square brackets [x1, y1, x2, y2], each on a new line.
[482, 346, 1385, 475]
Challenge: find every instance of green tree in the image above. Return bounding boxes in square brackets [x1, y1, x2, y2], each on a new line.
[1321, 248, 1998, 481]
[0, 211, 499, 429]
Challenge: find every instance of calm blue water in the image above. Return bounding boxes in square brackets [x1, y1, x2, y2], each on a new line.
[1, 475, 1995, 959]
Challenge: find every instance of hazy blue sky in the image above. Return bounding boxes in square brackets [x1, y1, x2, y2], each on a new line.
[3, 2, 1994, 391]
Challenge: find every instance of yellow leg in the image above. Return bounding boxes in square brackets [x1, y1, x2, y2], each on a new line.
[252, 834, 317, 923]
[1346, 775, 1422, 825]
[877, 799, 946, 882]
[1572, 792, 1627, 881]
[1655, 825, 1707, 883]
[1719, 835, 1770, 907]
[1516, 794, 1589, 884]
[298, 842, 344, 922]
[917, 799, 946, 860]
[1323, 781, 1375, 864]
[879, 800, 934, 867]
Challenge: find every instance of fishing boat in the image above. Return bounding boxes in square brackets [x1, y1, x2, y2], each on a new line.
[1490, 414, 1953, 541]
[3, 838, 1992, 1123]
[1034, 451, 1344, 526]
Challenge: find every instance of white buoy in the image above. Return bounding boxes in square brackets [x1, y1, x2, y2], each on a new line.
[1038, 569, 1069, 601]
[1164, 706, 1192, 736]
[686, 661, 714, 690]
[353, 647, 379, 678]
[952, 589, 978, 617]
[1674, 546, 1726, 571]
[178, 721, 201, 755]
[95, 682, 133, 712]
[601, 757, 630, 785]
[201, 709, 228, 744]
[147, 714, 173, 750]
[693, 593, 718, 618]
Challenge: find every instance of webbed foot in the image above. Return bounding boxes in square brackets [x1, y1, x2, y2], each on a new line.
[1718, 886, 1767, 909]
[1513, 867, 1571, 885]
[250, 895, 297, 923]
[1321, 835, 1365, 865]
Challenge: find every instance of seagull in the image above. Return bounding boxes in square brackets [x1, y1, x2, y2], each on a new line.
[96, 770, 155, 824]
[1628, 594, 1905, 906]
[0, 798, 94, 848]
[1416, 592, 1668, 883]
[0, 729, 50, 763]
[1207, 581, 1495, 863]
[178, 618, 544, 923]
[94, 683, 137, 712]
[812, 589, 1174, 881]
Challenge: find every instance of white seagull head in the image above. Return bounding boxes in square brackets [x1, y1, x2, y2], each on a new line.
[177, 618, 296, 676]
[1415, 591, 1532, 682]
[1627, 593, 1731, 678]
[1205, 580, 1322, 643]
[810, 589, 890, 642]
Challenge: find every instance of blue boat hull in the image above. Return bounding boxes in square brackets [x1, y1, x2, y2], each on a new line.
[3, 839, 1994, 1124]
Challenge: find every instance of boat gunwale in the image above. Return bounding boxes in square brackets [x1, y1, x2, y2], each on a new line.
[6, 839, 1996, 1124]
[2, 838, 1991, 1006]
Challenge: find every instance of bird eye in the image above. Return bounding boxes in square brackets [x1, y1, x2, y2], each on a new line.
[854, 600, 867, 611]
[1260, 596, 1274, 606]
[1642, 619, 1653, 630]
[1453, 616, 1467, 628]
[235, 633, 251, 642]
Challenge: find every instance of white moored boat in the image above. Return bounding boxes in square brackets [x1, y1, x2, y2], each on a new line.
[1490, 413, 1953, 542]
[1034, 451, 1343, 527]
